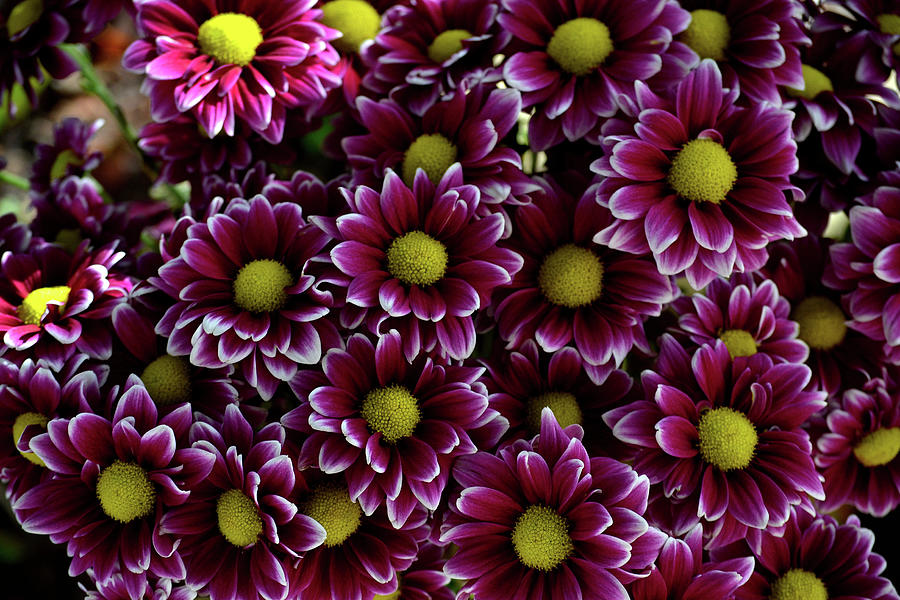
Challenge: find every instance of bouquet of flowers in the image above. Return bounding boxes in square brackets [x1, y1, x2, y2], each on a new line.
[1, 0, 899, 599]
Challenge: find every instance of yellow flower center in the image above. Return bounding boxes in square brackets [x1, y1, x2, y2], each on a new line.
[198, 12, 263, 67]
[697, 407, 758, 471]
[427, 29, 473, 63]
[877, 14, 900, 54]
[49, 149, 84, 181]
[12, 412, 48, 467]
[140, 355, 192, 407]
[216, 488, 263, 547]
[17, 286, 71, 326]
[361, 385, 421, 443]
[401, 133, 458, 186]
[511, 505, 573, 571]
[525, 392, 582, 434]
[232, 259, 294, 313]
[373, 591, 401, 600]
[786, 65, 834, 100]
[680, 9, 731, 61]
[769, 569, 828, 600]
[302, 483, 362, 547]
[386, 230, 449, 287]
[719, 329, 758, 359]
[321, 0, 381, 53]
[546, 18, 613, 76]
[668, 138, 738, 204]
[96, 461, 156, 523]
[792, 296, 846, 351]
[6, 0, 43, 36]
[538, 244, 604, 309]
[853, 427, 900, 468]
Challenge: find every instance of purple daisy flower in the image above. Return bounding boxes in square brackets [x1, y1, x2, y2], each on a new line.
[151, 195, 341, 399]
[443, 409, 665, 600]
[668, 272, 809, 364]
[360, 0, 510, 116]
[604, 335, 827, 548]
[283, 330, 503, 528]
[814, 376, 900, 517]
[80, 571, 196, 600]
[159, 404, 325, 600]
[593, 60, 806, 289]
[492, 176, 676, 374]
[29, 118, 104, 198]
[499, 0, 692, 149]
[329, 166, 522, 361]
[376, 540, 453, 600]
[123, 0, 342, 143]
[813, 0, 900, 85]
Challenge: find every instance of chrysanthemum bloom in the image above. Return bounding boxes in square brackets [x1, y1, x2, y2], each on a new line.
[152, 195, 341, 399]
[80, 570, 196, 600]
[29, 118, 104, 198]
[283, 330, 503, 528]
[631, 524, 754, 600]
[0, 213, 31, 255]
[123, 0, 342, 143]
[592, 60, 806, 289]
[668, 272, 808, 365]
[814, 377, 900, 516]
[480, 339, 633, 454]
[360, 0, 510, 116]
[604, 336, 827, 548]
[159, 404, 325, 600]
[0, 242, 128, 368]
[15, 379, 207, 593]
[374, 539, 453, 600]
[443, 409, 665, 600]
[499, 0, 692, 149]
[714, 508, 899, 600]
[492, 177, 676, 373]
[329, 166, 522, 361]
[675, 0, 808, 103]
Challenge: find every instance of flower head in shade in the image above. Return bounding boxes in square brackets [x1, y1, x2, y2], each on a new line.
[123, 0, 341, 143]
[492, 177, 676, 374]
[592, 60, 806, 289]
[29, 118, 104, 198]
[0, 213, 31, 255]
[442, 409, 665, 600]
[151, 195, 341, 399]
[499, 0, 692, 149]
[375, 540, 454, 600]
[668, 272, 808, 365]
[80, 570, 196, 600]
[14, 379, 205, 593]
[283, 330, 503, 528]
[159, 404, 325, 600]
[329, 166, 522, 361]
[814, 376, 900, 517]
[604, 335, 827, 548]
[361, 0, 510, 116]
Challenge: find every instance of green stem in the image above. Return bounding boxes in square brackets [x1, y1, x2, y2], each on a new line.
[0, 170, 29, 190]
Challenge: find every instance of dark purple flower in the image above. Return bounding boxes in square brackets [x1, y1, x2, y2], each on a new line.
[80, 571, 196, 600]
[29, 118, 104, 198]
[0, 213, 31, 255]
[377, 540, 454, 600]
[813, 0, 900, 85]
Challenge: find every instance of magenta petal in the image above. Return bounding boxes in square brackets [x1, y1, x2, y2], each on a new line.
[688, 201, 733, 253]
[69, 413, 114, 464]
[655, 416, 699, 458]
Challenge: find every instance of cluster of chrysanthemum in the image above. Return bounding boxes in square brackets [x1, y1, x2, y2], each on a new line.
[2, 0, 900, 599]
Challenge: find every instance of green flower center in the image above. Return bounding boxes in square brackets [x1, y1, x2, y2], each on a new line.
[769, 569, 828, 600]
[232, 259, 294, 313]
[546, 18, 613, 76]
[302, 484, 362, 547]
[198, 12, 263, 67]
[427, 29, 472, 63]
[525, 392, 582, 434]
[719, 329, 758, 359]
[697, 407, 758, 471]
[853, 427, 900, 468]
[49, 149, 84, 181]
[878, 14, 900, 54]
[54, 229, 82, 253]
[17, 286, 71, 326]
[96, 461, 156, 523]
[786, 65, 834, 100]
[511, 505, 573, 571]
[361, 385, 421, 443]
[668, 138, 738, 204]
[538, 244, 604, 309]
[6, 0, 43, 36]
[401, 133, 458, 186]
[386, 230, 448, 287]
[792, 296, 846, 351]
[12, 412, 48, 467]
[140, 355, 192, 407]
[321, 0, 381, 53]
[680, 9, 731, 61]
[216, 489, 263, 547]
[373, 592, 401, 600]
